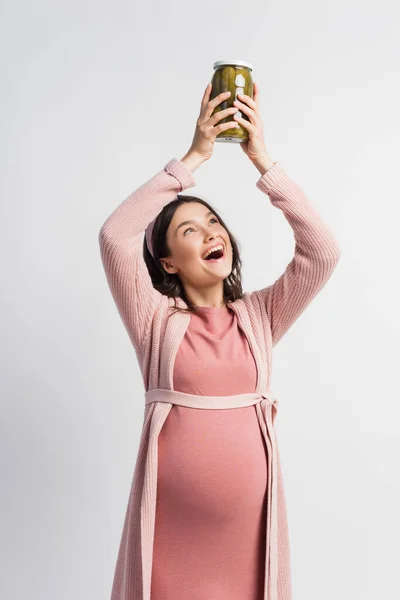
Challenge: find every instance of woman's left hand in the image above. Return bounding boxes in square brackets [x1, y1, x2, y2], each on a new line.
[232, 83, 269, 162]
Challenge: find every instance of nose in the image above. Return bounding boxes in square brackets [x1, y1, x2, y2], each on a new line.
[206, 231, 220, 242]
[206, 235, 221, 248]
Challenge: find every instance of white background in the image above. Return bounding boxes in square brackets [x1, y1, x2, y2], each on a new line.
[1, 1, 399, 599]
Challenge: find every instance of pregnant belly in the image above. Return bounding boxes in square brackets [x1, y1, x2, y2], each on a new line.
[156, 404, 268, 524]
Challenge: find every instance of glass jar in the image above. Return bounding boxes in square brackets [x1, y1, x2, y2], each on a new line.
[210, 59, 254, 144]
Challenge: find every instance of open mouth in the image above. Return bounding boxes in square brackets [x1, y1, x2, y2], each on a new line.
[202, 246, 225, 263]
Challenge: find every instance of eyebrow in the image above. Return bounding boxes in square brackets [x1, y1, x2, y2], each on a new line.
[174, 211, 216, 236]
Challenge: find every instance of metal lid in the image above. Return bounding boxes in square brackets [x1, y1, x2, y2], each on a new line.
[213, 59, 253, 71]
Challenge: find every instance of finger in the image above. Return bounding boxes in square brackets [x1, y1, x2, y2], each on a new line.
[253, 82, 259, 102]
[199, 84, 214, 119]
[201, 83, 212, 105]
[201, 90, 231, 121]
[236, 92, 258, 112]
[232, 114, 256, 134]
[207, 90, 232, 116]
[232, 99, 258, 124]
[210, 106, 240, 124]
[215, 120, 241, 134]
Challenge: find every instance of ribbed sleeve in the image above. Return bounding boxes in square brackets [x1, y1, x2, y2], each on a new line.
[98, 158, 196, 354]
[251, 162, 341, 347]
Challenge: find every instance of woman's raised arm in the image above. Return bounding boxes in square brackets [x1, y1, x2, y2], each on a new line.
[98, 158, 196, 356]
[249, 161, 341, 347]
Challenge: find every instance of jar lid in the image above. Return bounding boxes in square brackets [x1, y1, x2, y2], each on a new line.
[213, 59, 254, 71]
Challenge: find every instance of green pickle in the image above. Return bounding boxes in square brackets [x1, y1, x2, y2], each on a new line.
[209, 60, 254, 143]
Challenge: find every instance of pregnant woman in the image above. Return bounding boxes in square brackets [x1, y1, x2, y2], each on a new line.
[98, 82, 341, 600]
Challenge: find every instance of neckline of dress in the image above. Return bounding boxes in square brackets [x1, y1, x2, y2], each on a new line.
[193, 304, 230, 313]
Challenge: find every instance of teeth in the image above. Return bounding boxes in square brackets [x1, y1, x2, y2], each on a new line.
[202, 244, 224, 260]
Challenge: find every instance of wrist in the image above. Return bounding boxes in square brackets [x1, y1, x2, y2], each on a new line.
[180, 150, 207, 174]
[251, 153, 275, 176]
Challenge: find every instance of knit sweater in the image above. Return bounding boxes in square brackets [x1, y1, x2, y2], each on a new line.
[98, 157, 341, 600]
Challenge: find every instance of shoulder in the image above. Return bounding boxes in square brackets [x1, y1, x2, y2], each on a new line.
[240, 291, 272, 341]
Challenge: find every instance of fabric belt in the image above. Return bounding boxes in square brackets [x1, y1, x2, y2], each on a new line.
[144, 388, 279, 600]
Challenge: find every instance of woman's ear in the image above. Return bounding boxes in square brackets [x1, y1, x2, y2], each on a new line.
[159, 258, 179, 275]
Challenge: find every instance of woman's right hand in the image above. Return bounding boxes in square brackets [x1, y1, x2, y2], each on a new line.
[187, 83, 240, 161]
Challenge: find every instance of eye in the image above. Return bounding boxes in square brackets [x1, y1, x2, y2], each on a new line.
[183, 217, 219, 235]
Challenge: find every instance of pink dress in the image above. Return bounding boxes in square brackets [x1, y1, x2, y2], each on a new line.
[151, 304, 269, 600]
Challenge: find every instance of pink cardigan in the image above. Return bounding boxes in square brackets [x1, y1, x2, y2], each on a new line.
[98, 158, 341, 600]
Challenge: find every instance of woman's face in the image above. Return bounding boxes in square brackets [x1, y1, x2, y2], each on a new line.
[160, 202, 233, 287]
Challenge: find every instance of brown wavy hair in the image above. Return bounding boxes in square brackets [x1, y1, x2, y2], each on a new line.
[143, 194, 244, 314]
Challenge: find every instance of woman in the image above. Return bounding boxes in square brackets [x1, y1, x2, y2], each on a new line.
[99, 82, 341, 600]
